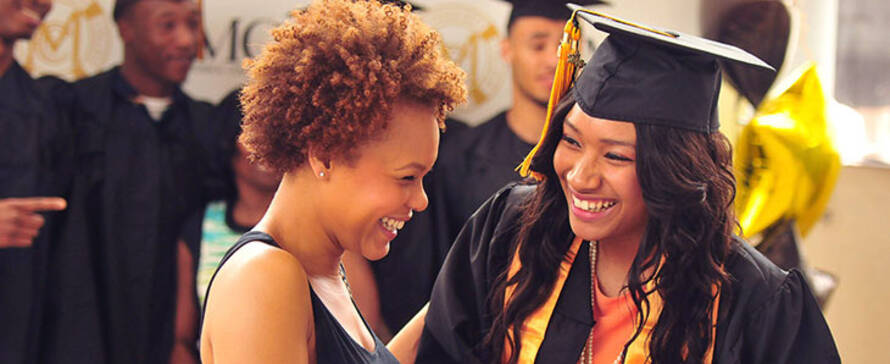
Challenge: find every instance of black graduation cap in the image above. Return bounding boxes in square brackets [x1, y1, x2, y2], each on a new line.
[567, 4, 773, 133]
[505, 0, 608, 30]
[518, 5, 773, 177]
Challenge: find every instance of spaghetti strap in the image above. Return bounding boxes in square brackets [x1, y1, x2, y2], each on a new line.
[199, 230, 398, 363]
[199, 230, 278, 325]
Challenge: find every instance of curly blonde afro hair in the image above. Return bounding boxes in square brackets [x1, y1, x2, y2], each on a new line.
[239, 0, 467, 173]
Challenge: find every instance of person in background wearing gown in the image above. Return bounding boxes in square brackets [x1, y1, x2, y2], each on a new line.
[198, 0, 466, 363]
[0, 1, 71, 363]
[39, 1, 225, 363]
[404, 10, 840, 364]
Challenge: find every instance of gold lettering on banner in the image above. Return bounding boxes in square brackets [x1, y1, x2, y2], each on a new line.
[422, 2, 508, 115]
[442, 24, 498, 104]
[20, 0, 114, 79]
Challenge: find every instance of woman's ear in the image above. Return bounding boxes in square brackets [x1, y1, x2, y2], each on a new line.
[307, 148, 332, 179]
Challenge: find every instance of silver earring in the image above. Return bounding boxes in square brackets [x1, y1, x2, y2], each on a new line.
[319, 171, 325, 177]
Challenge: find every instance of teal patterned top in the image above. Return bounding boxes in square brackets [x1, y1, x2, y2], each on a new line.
[196, 201, 245, 306]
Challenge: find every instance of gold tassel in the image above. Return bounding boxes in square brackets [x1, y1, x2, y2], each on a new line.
[517, 19, 579, 180]
[516, 9, 675, 180]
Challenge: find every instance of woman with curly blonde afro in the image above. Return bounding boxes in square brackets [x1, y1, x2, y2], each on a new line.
[199, 1, 466, 363]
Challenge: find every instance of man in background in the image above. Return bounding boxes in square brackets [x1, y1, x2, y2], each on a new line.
[40, 1, 223, 363]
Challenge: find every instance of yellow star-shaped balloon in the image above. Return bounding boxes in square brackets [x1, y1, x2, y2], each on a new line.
[734, 63, 841, 238]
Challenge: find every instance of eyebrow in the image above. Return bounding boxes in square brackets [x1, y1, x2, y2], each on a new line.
[395, 162, 428, 172]
[529, 31, 555, 40]
[564, 120, 636, 147]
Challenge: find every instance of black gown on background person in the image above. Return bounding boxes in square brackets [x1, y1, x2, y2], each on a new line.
[417, 185, 841, 364]
[39, 67, 225, 364]
[435, 111, 534, 241]
[0, 62, 73, 364]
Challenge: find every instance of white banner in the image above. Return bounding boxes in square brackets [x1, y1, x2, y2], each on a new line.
[13, 0, 532, 125]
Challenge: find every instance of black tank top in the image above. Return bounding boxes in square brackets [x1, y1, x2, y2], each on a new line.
[201, 231, 400, 363]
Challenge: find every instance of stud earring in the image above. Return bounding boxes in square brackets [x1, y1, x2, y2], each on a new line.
[319, 171, 326, 177]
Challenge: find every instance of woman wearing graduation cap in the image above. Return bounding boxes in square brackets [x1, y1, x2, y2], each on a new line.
[199, 1, 466, 363]
[412, 8, 840, 364]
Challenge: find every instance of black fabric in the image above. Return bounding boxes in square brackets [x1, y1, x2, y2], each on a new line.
[202, 231, 399, 364]
[505, 0, 607, 30]
[417, 184, 841, 364]
[438, 112, 534, 242]
[573, 34, 723, 133]
[568, 9, 774, 134]
[535, 240, 594, 363]
[39, 67, 224, 364]
[0, 62, 74, 364]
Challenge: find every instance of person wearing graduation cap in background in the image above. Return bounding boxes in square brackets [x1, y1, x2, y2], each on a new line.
[405, 7, 840, 364]
[38, 1, 225, 363]
[0, 1, 73, 363]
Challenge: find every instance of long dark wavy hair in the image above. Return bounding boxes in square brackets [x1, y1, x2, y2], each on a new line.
[482, 90, 738, 364]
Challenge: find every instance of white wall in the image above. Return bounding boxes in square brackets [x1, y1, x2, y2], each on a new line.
[13, 0, 700, 125]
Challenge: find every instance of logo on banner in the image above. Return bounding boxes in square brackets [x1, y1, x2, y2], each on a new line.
[421, 2, 509, 121]
[17, 0, 117, 80]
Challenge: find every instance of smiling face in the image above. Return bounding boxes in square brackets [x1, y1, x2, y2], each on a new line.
[117, 0, 201, 86]
[317, 99, 439, 261]
[553, 104, 648, 246]
[0, 0, 52, 43]
[503, 16, 563, 106]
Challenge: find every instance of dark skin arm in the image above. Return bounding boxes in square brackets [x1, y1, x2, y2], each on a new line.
[170, 240, 199, 364]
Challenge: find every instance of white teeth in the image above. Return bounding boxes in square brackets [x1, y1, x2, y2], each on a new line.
[380, 217, 405, 232]
[572, 196, 616, 212]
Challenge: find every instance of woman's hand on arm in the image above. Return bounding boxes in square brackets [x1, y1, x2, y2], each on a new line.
[203, 243, 314, 364]
[387, 303, 428, 364]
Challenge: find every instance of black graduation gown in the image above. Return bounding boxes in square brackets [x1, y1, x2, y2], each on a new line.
[418, 184, 841, 364]
[436, 111, 534, 242]
[0, 62, 73, 364]
[39, 67, 224, 364]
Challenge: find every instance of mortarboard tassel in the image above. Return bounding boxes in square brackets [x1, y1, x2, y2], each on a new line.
[517, 9, 678, 180]
[517, 19, 579, 180]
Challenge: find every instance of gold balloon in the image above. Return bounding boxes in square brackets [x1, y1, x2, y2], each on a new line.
[734, 63, 841, 238]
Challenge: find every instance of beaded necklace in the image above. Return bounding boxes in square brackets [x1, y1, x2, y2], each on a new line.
[578, 240, 624, 364]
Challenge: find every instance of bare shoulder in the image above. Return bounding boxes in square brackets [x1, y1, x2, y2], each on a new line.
[212, 241, 310, 293]
[202, 241, 314, 363]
